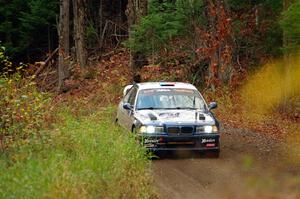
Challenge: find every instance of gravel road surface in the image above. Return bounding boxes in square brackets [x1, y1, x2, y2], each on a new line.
[153, 124, 300, 199]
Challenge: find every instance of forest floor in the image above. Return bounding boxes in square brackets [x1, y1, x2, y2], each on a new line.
[55, 50, 300, 199]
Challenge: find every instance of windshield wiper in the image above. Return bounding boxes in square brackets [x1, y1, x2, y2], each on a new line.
[175, 107, 197, 110]
[137, 107, 156, 110]
[156, 107, 197, 110]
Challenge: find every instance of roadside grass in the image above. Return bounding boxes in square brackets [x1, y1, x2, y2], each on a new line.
[0, 106, 156, 199]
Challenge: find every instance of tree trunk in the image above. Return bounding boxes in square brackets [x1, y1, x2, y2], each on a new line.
[203, 0, 233, 89]
[126, 0, 148, 76]
[73, 0, 87, 67]
[207, 0, 219, 91]
[283, 0, 293, 52]
[283, 0, 294, 109]
[58, 0, 70, 92]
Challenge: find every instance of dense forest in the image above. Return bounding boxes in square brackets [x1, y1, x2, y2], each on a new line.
[1, 0, 299, 90]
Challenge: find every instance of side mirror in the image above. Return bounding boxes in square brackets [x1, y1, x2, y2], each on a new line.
[208, 102, 217, 110]
[123, 85, 133, 96]
[123, 103, 133, 110]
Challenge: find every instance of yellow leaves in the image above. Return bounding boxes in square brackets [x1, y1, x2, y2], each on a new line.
[0, 73, 52, 150]
[241, 54, 300, 117]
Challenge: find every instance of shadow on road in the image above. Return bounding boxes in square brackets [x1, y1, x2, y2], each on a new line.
[152, 150, 220, 160]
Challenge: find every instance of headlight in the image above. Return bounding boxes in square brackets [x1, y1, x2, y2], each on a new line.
[139, 125, 164, 134]
[196, 125, 218, 134]
[204, 126, 213, 133]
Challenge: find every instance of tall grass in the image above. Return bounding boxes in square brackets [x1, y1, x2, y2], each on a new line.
[241, 55, 300, 117]
[0, 107, 156, 199]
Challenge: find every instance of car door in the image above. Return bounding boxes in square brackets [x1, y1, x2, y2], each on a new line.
[118, 86, 138, 131]
[124, 87, 138, 131]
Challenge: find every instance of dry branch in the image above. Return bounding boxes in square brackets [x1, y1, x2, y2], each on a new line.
[34, 48, 59, 77]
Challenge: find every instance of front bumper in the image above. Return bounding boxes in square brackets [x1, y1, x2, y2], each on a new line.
[139, 133, 220, 151]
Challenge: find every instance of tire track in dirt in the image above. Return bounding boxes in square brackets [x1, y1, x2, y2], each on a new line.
[153, 125, 300, 199]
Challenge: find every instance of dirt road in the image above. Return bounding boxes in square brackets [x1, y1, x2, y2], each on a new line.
[153, 124, 300, 199]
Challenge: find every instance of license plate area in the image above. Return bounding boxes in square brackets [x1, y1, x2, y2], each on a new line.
[167, 141, 195, 145]
[164, 136, 195, 147]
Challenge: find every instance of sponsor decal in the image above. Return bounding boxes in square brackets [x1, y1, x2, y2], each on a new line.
[141, 89, 155, 94]
[201, 138, 215, 143]
[206, 143, 216, 147]
[144, 143, 155, 147]
[144, 138, 159, 144]
[159, 112, 180, 118]
[156, 89, 172, 92]
[175, 89, 194, 93]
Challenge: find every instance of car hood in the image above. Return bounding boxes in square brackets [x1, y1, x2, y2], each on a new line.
[134, 109, 215, 125]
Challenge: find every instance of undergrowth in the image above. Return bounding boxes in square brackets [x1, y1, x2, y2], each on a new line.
[0, 73, 52, 151]
[0, 107, 156, 199]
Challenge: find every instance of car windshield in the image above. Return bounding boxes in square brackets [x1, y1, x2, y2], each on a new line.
[136, 88, 206, 110]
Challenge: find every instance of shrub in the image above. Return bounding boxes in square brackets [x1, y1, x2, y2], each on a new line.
[0, 44, 12, 73]
[0, 73, 52, 151]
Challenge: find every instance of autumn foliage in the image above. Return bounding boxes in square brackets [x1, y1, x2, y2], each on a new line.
[0, 74, 52, 151]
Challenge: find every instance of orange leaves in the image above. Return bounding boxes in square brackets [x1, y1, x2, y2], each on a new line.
[208, 1, 217, 17]
[58, 50, 133, 106]
[195, 2, 234, 89]
[140, 62, 189, 83]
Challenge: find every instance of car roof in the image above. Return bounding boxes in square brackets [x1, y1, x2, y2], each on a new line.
[136, 82, 198, 90]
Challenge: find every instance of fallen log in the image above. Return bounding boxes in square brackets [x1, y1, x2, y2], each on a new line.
[34, 48, 59, 77]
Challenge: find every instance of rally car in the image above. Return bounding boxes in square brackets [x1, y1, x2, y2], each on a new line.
[116, 82, 220, 156]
